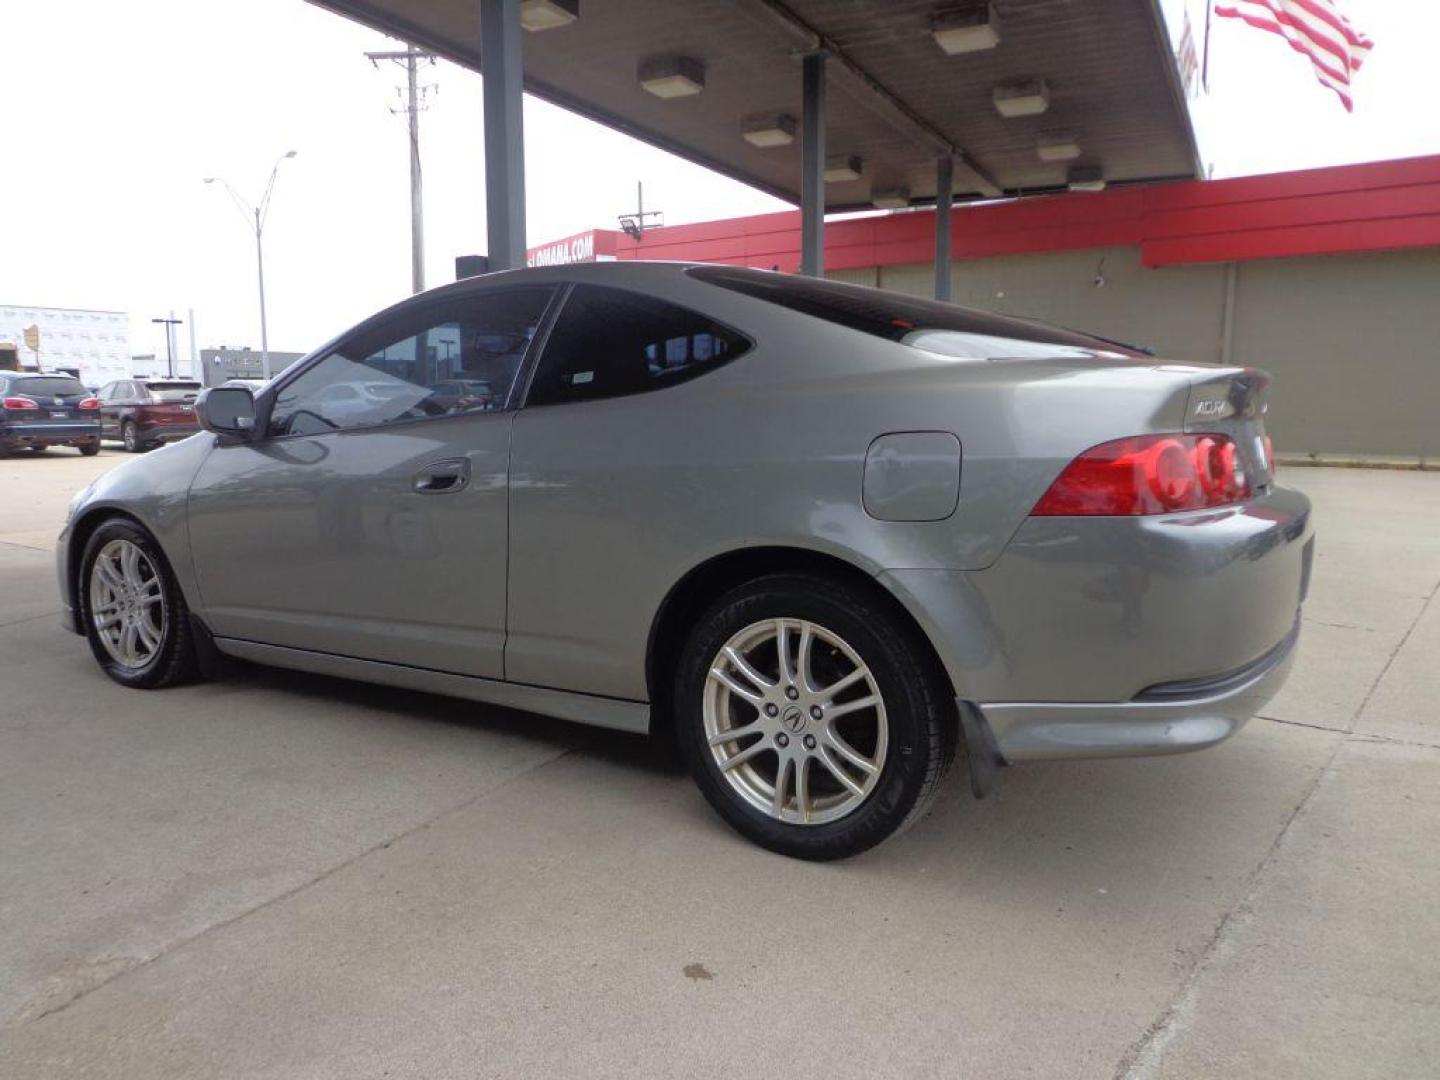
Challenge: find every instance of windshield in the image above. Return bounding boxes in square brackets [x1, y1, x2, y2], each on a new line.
[8, 376, 87, 398]
[688, 265, 1142, 360]
[145, 381, 201, 402]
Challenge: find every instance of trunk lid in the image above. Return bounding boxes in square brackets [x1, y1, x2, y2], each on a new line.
[1176, 366, 1273, 488]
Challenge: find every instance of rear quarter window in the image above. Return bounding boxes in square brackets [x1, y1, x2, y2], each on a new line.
[688, 265, 1141, 360]
[526, 284, 750, 406]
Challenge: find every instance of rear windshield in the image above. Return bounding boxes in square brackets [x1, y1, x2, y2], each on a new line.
[688, 265, 1142, 360]
[7, 376, 86, 397]
[145, 381, 201, 402]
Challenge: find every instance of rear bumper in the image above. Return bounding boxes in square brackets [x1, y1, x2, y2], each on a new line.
[880, 484, 1313, 762]
[2, 421, 100, 446]
[135, 424, 199, 442]
[978, 616, 1299, 761]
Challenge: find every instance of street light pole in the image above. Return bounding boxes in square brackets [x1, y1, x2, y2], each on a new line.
[151, 316, 182, 378]
[254, 206, 270, 377]
[204, 150, 297, 381]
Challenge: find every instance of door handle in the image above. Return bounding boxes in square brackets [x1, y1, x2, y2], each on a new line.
[413, 458, 471, 494]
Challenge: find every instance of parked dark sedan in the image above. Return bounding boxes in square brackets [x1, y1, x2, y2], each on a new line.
[0, 373, 101, 455]
[96, 379, 203, 452]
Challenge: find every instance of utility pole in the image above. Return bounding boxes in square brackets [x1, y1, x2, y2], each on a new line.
[367, 44, 435, 294]
[618, 182, 664, 240]
[151, 316, 182, 378]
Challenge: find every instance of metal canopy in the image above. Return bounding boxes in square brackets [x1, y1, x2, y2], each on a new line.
[309, 0, 1200, 209]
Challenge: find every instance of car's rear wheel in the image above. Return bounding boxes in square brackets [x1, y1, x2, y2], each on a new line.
[79, 440, 101, 456]
[79, 519, 198, 688]
[675, 574, 954, 860]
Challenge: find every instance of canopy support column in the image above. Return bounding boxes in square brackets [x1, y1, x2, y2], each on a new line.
[935, 156, 953, 301]
[480, 0, 526, 270]
[800, 51, 826, 277]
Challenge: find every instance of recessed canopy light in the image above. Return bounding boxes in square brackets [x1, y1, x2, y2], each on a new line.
[521, 0, 578, 32]
[824, 155, 864, 182]
[931, 4, 1000, 54]
[742, 113, 796, 148]
[872, 187, 911, 209]
[1068, 166, 1106, 192]
[993, 78, 1050, 118]
[1036, 133, 1082, 162]
[639, 56, 706, 99]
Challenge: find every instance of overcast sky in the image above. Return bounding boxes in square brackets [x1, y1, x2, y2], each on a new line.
[3, 0, 1436, 362]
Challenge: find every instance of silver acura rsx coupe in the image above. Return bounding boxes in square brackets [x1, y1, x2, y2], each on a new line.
[58, 262, 1313, 859]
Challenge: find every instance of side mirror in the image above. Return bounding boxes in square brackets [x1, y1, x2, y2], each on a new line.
[195, 386, 256, 439]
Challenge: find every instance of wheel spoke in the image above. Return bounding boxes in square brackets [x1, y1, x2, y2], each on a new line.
[817, 666, 866, 703]
[796, 621, 815, 692]
[708, 667, 763, 705]
[818, 746, 866, 797]
[120, 542, 142, 585]
[96, 612, 122, 630]
[720, 739, 769, 773]
[775, 620, 793, 686]
[794, 756, 811, 823]
[135, 617, 161, 652]
[825, 694, 880, 721]
[824, 729, 879, 776]
[722, 646, 774, 695]
[96, 558, 124, 591]
[120, 621, 140, 661]
[708, 722, 764, 748]
[772, 756, 792, 815]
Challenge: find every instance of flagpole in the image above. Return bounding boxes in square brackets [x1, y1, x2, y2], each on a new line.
[1202, 0, 1214, 91]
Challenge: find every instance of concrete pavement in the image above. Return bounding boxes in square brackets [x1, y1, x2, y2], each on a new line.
[1, 451, 1437, 1078]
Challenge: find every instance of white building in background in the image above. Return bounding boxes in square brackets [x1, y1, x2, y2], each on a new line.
[0, 303, 132, 387]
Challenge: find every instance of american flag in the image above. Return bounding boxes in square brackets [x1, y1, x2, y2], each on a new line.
[1214, 0, 1374, 111]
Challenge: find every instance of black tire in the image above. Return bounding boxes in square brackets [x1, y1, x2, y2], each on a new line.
[78, 518, 199, 689]
[121, 421, 144, 453]
[31, 445, 48, 453]
[675, 573, 955, 861]
[79, 441, 101, 456]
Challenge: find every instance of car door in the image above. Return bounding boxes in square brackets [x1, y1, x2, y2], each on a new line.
[506, 283, 753, 699]
[96, 382, 121, 438]
[186, 285, 559, 679]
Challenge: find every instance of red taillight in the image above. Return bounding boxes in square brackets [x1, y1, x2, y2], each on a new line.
[1031, 433, 1253, 516]
[78, 397, 101, 410]
[1264, 435, 1275, 473]
[2, 396, 39, 410]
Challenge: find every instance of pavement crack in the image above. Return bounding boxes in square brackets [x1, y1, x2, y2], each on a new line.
[1116, 573, 1440, 1079]
[0, 610, 60, 629]
[1258, 714, 1347, 735]
[16, 741, 583, 1028]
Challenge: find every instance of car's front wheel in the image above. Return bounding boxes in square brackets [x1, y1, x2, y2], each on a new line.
[675, 574, 955, 860]
[79, 518, 198, 688]
[79, 440, 101, 456]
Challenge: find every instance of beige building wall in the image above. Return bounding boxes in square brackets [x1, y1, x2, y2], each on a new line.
[831, 246, 1440, 459]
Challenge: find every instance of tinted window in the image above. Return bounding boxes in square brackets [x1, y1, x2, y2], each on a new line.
[268, 287, 553, 437]
[688, 265, 1142, 359]
[526, 284, 749, 406]
[9, 376, 87, 398]
[144, 381, 202, 402]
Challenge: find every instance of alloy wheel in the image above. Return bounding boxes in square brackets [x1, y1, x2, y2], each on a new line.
[704, 617, 888, 825]
[88, 538, 166, 669]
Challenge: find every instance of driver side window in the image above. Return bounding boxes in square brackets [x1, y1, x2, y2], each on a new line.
[267, 286, 555, 437]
